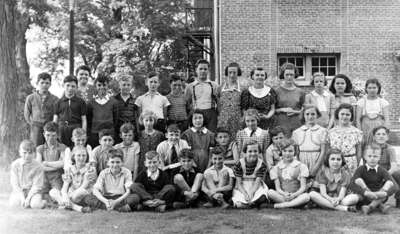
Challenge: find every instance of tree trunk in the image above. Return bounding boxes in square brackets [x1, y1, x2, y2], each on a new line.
[0, 0, 20, 166]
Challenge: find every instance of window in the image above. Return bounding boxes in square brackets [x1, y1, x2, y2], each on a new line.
[278, 54, 340, 85]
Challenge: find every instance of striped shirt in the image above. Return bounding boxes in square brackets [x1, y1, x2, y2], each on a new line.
[233, 159, 266, 178]
[166, 93, 188, 121]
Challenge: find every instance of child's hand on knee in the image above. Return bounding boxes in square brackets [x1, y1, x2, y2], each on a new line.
[364, 191, 378, 200]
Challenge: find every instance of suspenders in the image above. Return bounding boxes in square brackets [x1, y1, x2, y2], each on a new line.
[192, 82, 217, 109]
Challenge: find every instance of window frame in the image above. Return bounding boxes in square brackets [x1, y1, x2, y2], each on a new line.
[277, 53, 340, 86]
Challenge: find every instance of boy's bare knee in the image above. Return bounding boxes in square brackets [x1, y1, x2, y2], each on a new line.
[173, 174, 184, 184]
[30, 195, 45, 209]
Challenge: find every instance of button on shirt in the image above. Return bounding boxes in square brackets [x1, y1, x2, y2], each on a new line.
[186, 80, 219, 110]
[94, 167, 133, 196]
[114, 142, 140, 172]
[24, 91, 59, 125]
[55, 95, 87, 124]
[10, 158, 44, 192]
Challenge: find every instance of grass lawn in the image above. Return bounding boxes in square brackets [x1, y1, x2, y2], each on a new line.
[1, 170, 400, 234]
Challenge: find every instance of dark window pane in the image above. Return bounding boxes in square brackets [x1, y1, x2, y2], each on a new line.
[312, 57, 319, 66]
[328, 57, 336, 66]
[320, 67, 328, 75]
[320, 57, 327, 66]
[296, 58, 303, 66]
[328, 67, 336, 76]
[279, 58, 287, 65]
[288, 57, 295, 64]
[312, 67, 319, 74]
[298, 68, 304, 76]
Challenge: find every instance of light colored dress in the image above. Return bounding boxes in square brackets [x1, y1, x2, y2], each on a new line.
[232, 158, 269, 205]
[327, 126, 363, 174]
[292, 124, 327, 172]
[270, 160, 309, 193]
[305, 90, 335, 128]
[217, 82, 243, 138]
[356, 97, 389, 141]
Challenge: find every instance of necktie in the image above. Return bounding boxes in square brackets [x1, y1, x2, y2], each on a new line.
[250, 129, 256, 137]
[170, 145, 178, 165]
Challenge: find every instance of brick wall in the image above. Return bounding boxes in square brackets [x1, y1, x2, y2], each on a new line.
[219, 0, 400, 125]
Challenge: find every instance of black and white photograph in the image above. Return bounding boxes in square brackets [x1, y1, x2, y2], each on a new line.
[1, 0, 400, 233]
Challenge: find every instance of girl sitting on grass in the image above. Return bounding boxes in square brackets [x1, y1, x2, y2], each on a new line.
[231, 140, 269, 208]
[309, 149, 357, 212]
[268, 138, 310, 209]
[59, 146, 97, 212]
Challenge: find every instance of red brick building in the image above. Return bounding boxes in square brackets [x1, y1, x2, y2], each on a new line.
[189, 0, 400, 126]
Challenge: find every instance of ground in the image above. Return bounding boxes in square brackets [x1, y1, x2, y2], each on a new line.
[1, 170, 400, 234]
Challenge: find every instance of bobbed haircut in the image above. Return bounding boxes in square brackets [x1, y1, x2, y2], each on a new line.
[334, 103, 354, 121]
[37, 72, 52, 83]
[300, 105, 322, 124]
[279, 138, 299, 157]
[250, 67, 267, 80]
[188, 109, 207, 127]
[310, 72, 327, 86]
[75, 65, 91, 76]
[279, 62, 300, 80]
[324, 148, 346, 167]
[43, 121, 58, 133]
[329, 74, 353, 94]
[242, 108, 260, 125]
[63, 75, 78, 85]
[372, 125, 390, 136]
[70, 146, 89, 165]
[19, 139, 36, 153]
[365, 78, 382, 95]
[225, 62, 242, 76]
[138, 110, 158, 125]
[242, 139, 262, 153]
[195, 59, 210, 68]
[269, 126, 286, 138]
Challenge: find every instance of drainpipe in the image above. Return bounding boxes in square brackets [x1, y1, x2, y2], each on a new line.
[213, 0, 221, 84]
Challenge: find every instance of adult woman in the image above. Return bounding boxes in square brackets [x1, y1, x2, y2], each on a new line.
[274, 63, 305, 137]
[240, 67, 276, 130]
[217, 62, 244, 138]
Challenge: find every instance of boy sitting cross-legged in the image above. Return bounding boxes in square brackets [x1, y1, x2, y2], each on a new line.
[83, 148, 138, 212]
[347, 144, 397, 215]
[170, 149, 204, 209]
[9, 140, 46, 209]
[201, 146, 234, 208]
[130, 151, 176, 212]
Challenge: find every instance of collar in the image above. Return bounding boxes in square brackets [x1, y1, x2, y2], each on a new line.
[323, 166, 345, 183]
[311, 90, 330, 97]
[43, 142, 60, 150]
[70, 164, 89, 175]
[222, 82, 241, 92]
[277, 159, 301, 169]
[191, 127, 208, 134]
[194, 79, 211, 84]
[244, 127, 262, 137]
[147, 168, 160, 179]
[144, 91, 161, 96]
[366, 164, 379, 172]
[248, 86, 271, 98]
[167, 140, 180, 147]
[116, 93, 133, 100]
[299, 124, 321, 131]
[94, 94, 111, 104]
[210, 165, 228, 171]
[61, 94, 76, 101]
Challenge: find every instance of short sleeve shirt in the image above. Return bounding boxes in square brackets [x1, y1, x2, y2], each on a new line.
[204, 165, 234, 184]
[55, 95, 87, 124]
[135, 92, 170, 119]
[94, 167, 133, 196]
[327, 126, 363, 156]
[316, 166, 351, 194]
[233, 159, 266, 178]
[270, 160, 309, 181]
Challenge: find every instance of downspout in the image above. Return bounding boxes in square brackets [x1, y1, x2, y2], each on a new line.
[213, 0, 221, 84]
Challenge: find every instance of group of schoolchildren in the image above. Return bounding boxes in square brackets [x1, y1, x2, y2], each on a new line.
[10, 59, 400, 216]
